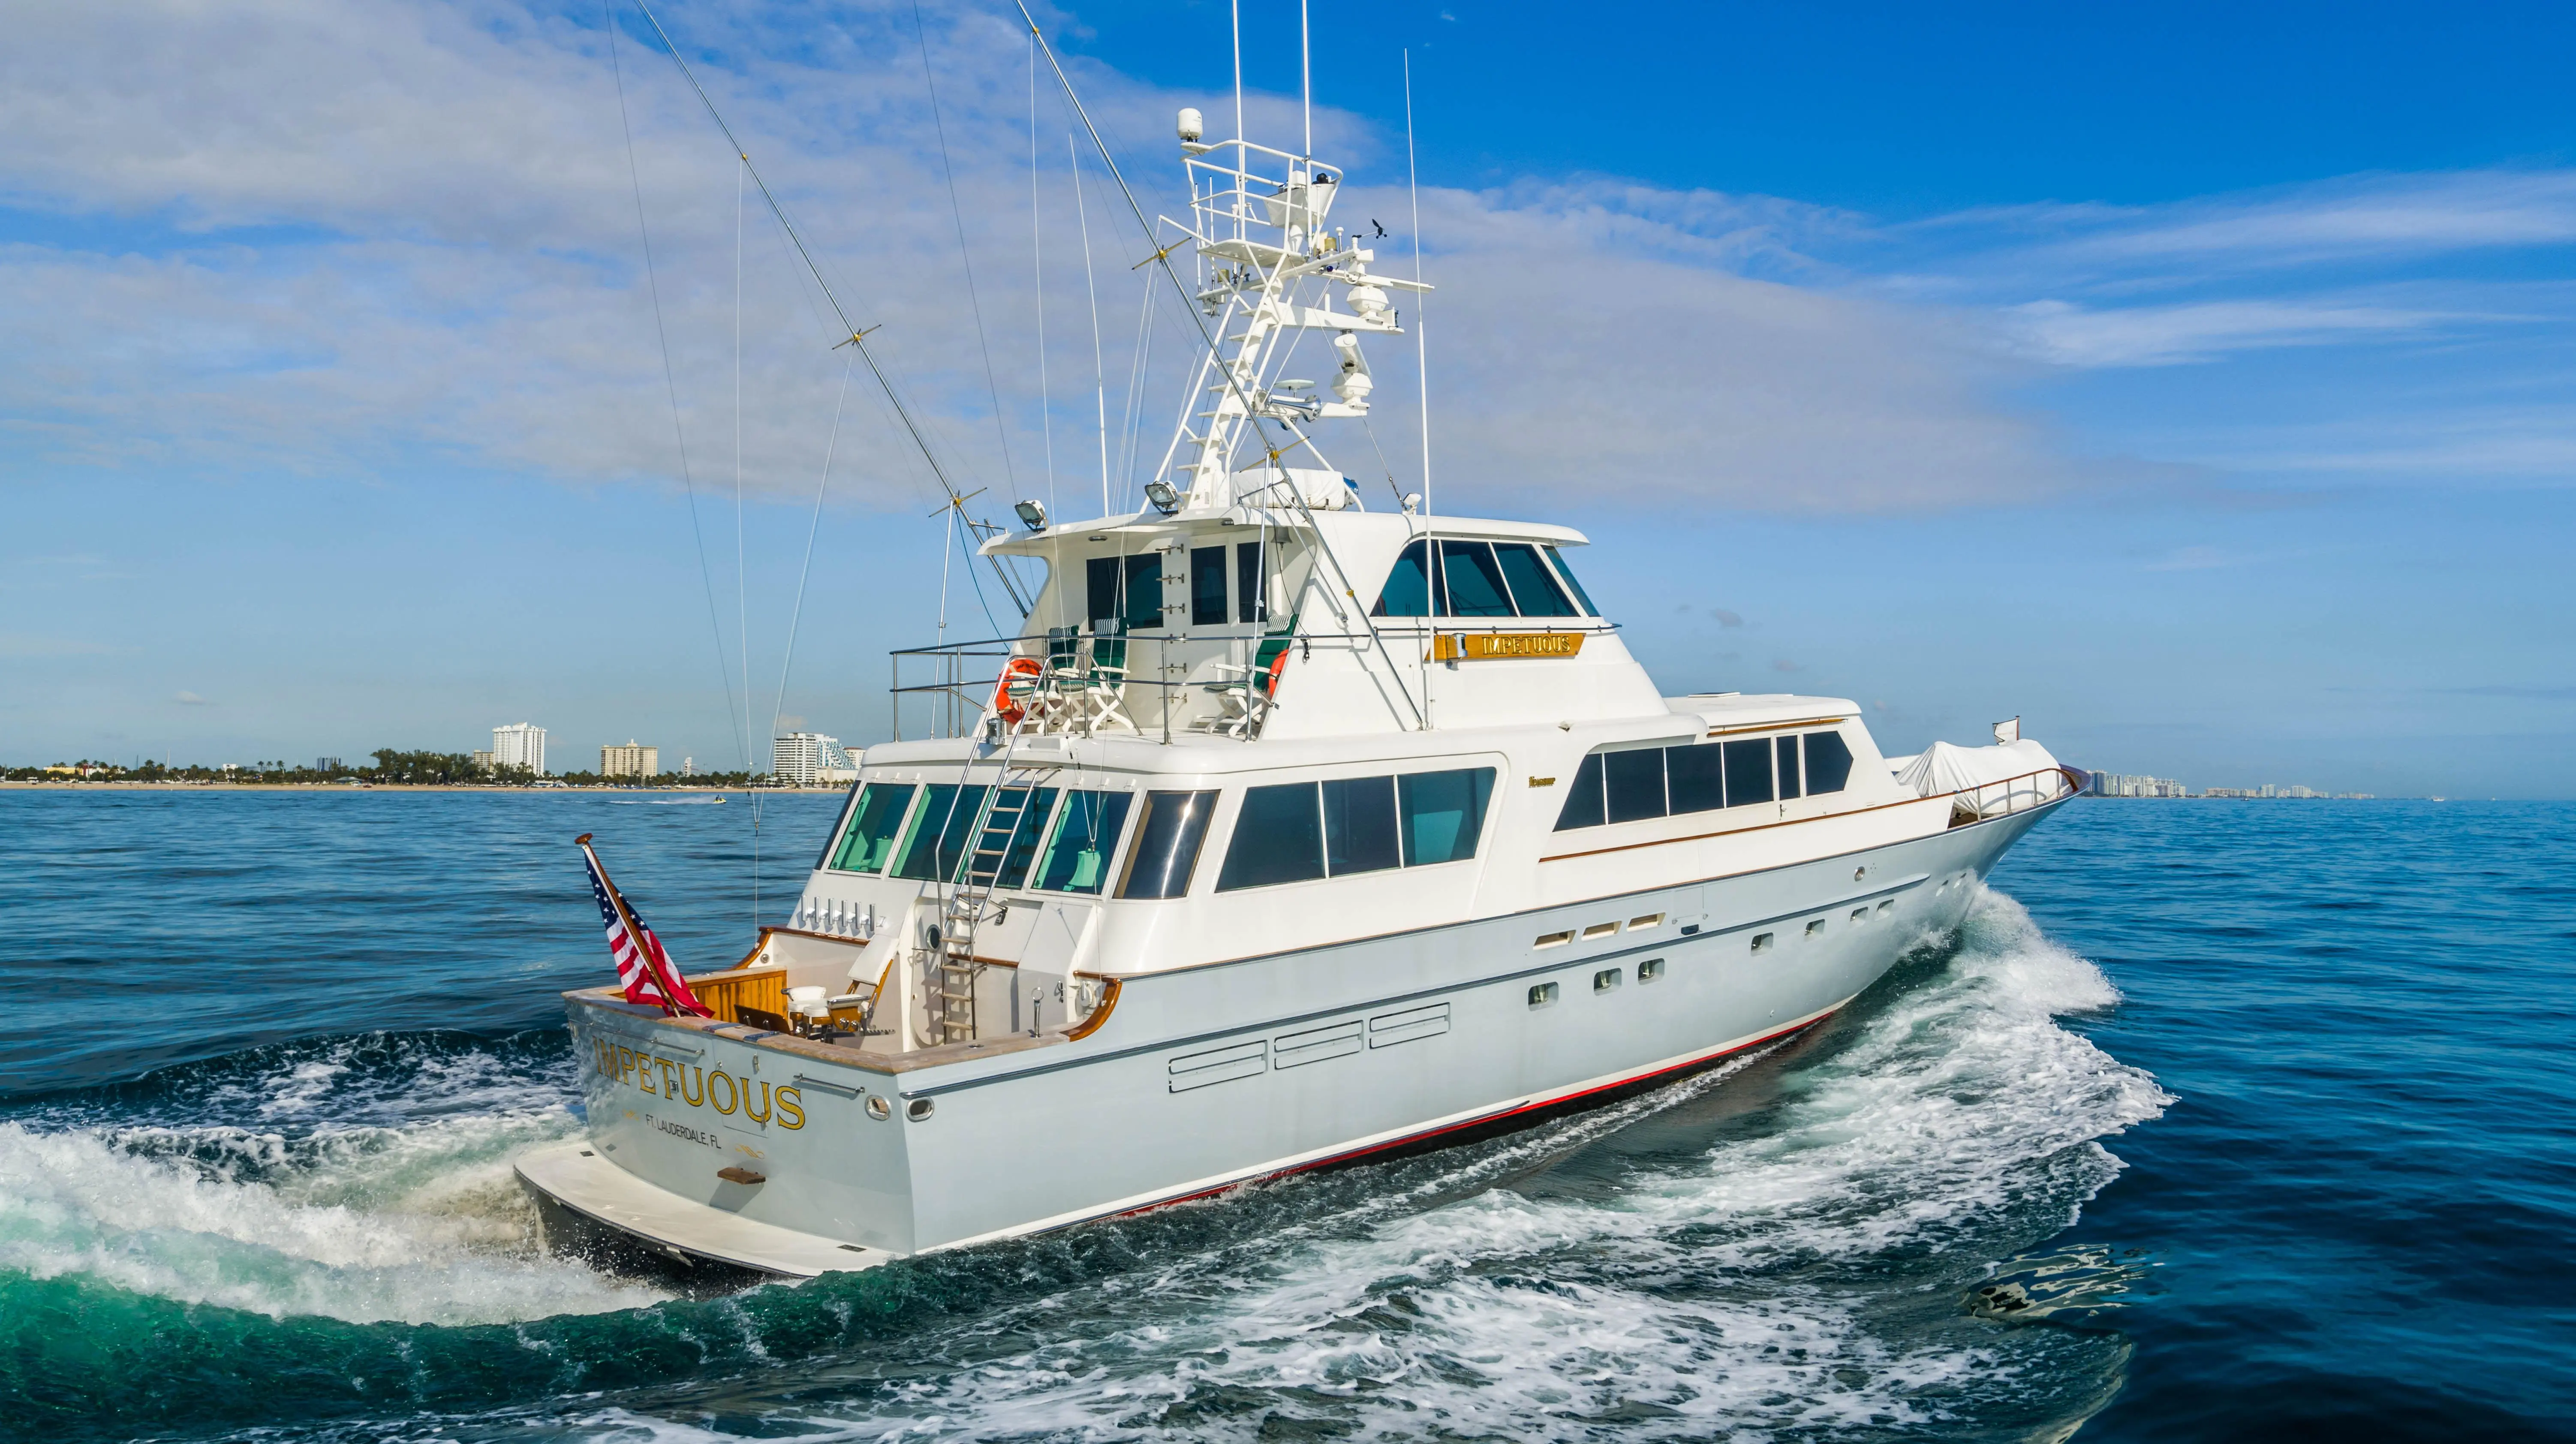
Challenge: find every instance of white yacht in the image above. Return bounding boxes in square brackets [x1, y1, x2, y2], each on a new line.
[516, 61, 2079, 1283]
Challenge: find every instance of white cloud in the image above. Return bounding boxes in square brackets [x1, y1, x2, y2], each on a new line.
[1999, 296, 2463, 367]
[0, 0, 2115, 518]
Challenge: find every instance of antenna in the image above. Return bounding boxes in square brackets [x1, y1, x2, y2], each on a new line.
[1406, 50, 1430, 520]
[1301, 0, 1312, 157]
[1232, 0, 1244, 153]
[1071, 134, 1111, 516]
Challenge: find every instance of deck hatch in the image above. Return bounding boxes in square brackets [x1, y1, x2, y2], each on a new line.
[1368, 1002, 1451, 1048]
[1168, 1039, 1267, 1091]
[1273, 1020, 1364, 1069]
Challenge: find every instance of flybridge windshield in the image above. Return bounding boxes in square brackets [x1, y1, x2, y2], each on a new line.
[1371, 539, 1595, 620]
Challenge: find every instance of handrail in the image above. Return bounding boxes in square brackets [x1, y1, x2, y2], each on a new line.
[1941, 764, 2083, 823]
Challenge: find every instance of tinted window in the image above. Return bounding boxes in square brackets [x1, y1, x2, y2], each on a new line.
[1191, 547, 1229, 626]
[893, 784, 989, 881]
[827, 783, 915, 873]
[1400, 768, 1494, 865]
[1776, 736, 1803, 799]
[1216, 783, 1326, 891]
[1088, 553, 1163, 631]
[1323, 776, 1401, 875]
[1235, 542, 1267, 623]
[1604, 748, 1668, 824]
[1722, 740, 1774, 807]
[987, 787, 1059, 888]
[1118, 790, 1217, 898]
[1033, 790, 1131, 893]
[1554, 752, 1606, 830]
[1804, 731, 1856, 794]
[1541, 545, 1599, 616]
[1372, 539, 1434, 618]
[1666, 745, 1724, 815]
[1438, 541, 1514, 617]
[1492, 543, 1578, 617]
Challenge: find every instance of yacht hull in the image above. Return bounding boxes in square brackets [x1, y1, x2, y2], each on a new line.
[519, 799, 2064, 1279]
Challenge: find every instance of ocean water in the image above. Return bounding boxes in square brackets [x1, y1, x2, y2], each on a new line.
[0, 791, 2567, 1441]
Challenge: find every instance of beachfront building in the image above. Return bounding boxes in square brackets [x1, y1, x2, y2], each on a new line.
[602, 741, 659, 779]
[492, 723, 546, 776]
[772, 732, 854, 787]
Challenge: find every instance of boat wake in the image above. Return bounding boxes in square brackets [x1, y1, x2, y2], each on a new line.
[0, 888, 2167, 1443]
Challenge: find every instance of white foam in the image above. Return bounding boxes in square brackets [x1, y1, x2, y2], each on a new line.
[0, 1109, 672, 1324]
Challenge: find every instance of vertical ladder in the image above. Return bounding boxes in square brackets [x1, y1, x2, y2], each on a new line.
[932, 734, 1033, 1046]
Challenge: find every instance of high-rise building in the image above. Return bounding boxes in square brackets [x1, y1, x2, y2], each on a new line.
[601, 740, 659, 779]
[773, 732, 854, 786]
[471, 750, 495, 772]
[492, 723, 546, 776]
[315, 756, 342, 773]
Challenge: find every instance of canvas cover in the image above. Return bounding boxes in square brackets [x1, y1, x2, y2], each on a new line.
[1892, 738, 2062, 798]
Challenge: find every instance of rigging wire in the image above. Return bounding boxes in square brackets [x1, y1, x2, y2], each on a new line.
[734, 156, 761, 920]
[1029, 35, 1056, 515]
[623, 0, 1030, 617]
[910, 0, 1018, 494]
[768, 352, 858, 771]
[604, 3, 745, 779]
[1071, 133, 1111, 517]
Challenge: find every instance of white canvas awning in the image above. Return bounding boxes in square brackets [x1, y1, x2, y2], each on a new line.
[1893, 738, 2062, 798]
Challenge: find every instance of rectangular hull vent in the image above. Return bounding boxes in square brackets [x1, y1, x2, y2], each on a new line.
[1168, 1039, 1267, 1092]
[1369, 1002, 1451, 1049]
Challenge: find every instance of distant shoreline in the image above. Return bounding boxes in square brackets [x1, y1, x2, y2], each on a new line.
[0, 782, 840, 795]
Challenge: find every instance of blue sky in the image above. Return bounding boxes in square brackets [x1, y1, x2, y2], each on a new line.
[3, 0, 2573, 797]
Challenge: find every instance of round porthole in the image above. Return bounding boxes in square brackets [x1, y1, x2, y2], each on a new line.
[1854, 866, 1867, 881]
[865, 1095, 891, 1121]
[906, 1098, 935, 1122]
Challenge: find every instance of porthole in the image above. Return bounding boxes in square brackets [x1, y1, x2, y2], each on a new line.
[906, 1098, 935, 1122]
[1751, 933, 1774, 954]
[1876, 900, 1894, 916]
[1806, 918, 1827, 937]
[1638, 958, 1665, 983]
[864, 1095, 891, 1121]
[1529, 981, 1560, 1007]
[1593, 968, 1622, 993]
[1851, 907, 1869, 924]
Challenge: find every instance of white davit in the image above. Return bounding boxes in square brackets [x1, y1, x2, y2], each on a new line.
[517, 32, 2081, 1285]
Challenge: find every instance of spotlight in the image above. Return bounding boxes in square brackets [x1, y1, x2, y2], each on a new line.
[1013, 499, 1047, 532]
[1143, 481, 1182, 515]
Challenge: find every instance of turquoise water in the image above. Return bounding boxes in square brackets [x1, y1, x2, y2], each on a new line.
[0, 791, 2567, 1441]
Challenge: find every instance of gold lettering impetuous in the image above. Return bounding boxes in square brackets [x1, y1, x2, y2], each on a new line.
[709, 1070, 739, 1114]
[680, 1065, 705, 1107]
[773, 1087, 805, 1131]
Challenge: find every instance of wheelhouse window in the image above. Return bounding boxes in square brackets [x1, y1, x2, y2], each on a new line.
[1542, 545, 1598, 615]
[967, 786, 1059, 888]
[1372, 538, 1599, 621]
[1032, 790, 1132, 894]
[1117, 790, 1218, 899]
[826, 783, 915, 873]
[1191, 546, 1230, 626]
[1086, 553, 1164, 632]
[1399, 768, 1494, 865]
[1553, 729, 1857, 831]
[1216, 783, 1327, 890]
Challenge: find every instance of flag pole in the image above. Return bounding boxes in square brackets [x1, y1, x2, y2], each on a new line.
[577, 832, 681, 1018]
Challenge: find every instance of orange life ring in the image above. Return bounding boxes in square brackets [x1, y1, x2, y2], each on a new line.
[993, 656, 1044, 724]
[1263, 647, 1291, 698]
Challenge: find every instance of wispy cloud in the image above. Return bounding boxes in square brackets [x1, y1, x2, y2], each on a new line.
[173, 691, 213, 705]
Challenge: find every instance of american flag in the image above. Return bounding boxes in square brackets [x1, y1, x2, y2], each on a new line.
[581, 841, 711, 1017]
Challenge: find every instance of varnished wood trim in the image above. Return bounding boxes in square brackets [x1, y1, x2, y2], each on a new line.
[1065, 978, 1123, 1041]
[1702, 716, 1852, 738]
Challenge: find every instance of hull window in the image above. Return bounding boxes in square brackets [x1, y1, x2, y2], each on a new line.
[1554, 752, 1607, 830]
[1721, 740, 1776, 807]
[892, 785, 990, 881]
[1399, 768, 1495, 866]
[1032, 789, 1134, 894]
[1804, 731, 1856, 794]
[827, 783, 916, 874]
[1118, 790, 1219, 899]
[1604, 748, 1668, 824]
[1218, 783, 1329, 890]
